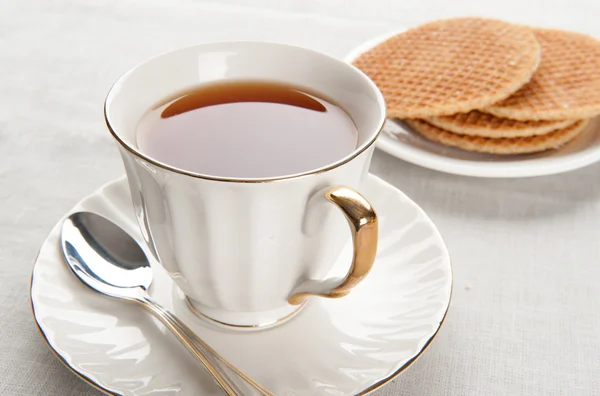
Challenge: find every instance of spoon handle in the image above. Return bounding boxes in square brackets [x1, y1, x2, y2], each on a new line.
[173, 317, 275, 396]
[138, 294, 273, 396]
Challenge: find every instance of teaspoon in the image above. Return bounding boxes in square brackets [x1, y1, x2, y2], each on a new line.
[61, 211, 273, 396]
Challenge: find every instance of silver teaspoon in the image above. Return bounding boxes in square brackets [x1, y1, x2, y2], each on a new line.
[61, 211, 273, 396]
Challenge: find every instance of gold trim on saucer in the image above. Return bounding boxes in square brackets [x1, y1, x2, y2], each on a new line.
[185, 297, 306, 330]
[29, 250, 122, 396]
[358, 276, 452, 395]
[30, 227, 453, 396]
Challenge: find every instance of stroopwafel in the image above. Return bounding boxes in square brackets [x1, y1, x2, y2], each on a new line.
[427, 111, 576, 138]
[405, 118, 588, 154]
[352, 17, 541, 118]
[484, 29, 600, 121]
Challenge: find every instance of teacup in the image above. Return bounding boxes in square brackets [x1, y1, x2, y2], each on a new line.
[104, 42, 386, 329]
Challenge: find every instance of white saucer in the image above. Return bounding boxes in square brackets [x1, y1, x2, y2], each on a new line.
[30, 175, 452, 395]
[346, 31, 600, 178]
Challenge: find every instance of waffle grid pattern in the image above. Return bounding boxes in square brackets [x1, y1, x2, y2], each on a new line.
[484, 29, 600, 120]
[353, 17, 542, 118]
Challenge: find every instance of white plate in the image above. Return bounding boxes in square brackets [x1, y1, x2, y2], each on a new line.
[30, 175, 452, 395]
[346, 31, 600, 178]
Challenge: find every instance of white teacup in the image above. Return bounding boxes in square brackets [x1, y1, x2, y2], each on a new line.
[104, 42, 386, 329]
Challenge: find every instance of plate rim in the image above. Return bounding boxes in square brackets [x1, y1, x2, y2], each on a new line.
[30, 175, 453, 396]
[345, 29, 600, 178]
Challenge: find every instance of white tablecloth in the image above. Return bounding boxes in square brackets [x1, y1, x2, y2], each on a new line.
[2, 1, 599, 395]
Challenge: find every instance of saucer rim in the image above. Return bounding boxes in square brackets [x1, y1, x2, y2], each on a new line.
[31, 278, 450, 396]
[30, 175, 452, 396]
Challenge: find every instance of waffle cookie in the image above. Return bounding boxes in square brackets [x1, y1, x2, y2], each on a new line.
[427, 110, 577, 138]
[484, 29, 600, 121]
[352, 17, 542, 118]
[405, 118, 588, 154]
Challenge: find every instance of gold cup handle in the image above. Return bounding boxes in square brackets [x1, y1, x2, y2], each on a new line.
[288, 186, 378, 306]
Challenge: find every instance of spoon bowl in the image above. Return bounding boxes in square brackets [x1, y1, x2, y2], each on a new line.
[61, 212, 152, 300]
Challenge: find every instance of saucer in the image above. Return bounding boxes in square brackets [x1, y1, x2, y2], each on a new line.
[30, 174, 452, 395]
[346, 31, 600, 178]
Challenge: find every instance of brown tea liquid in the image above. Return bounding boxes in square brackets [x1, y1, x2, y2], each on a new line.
[136, 80, 358, 178]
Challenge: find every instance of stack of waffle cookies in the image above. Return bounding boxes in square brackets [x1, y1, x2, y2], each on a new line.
[353, 18, 600, 154]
